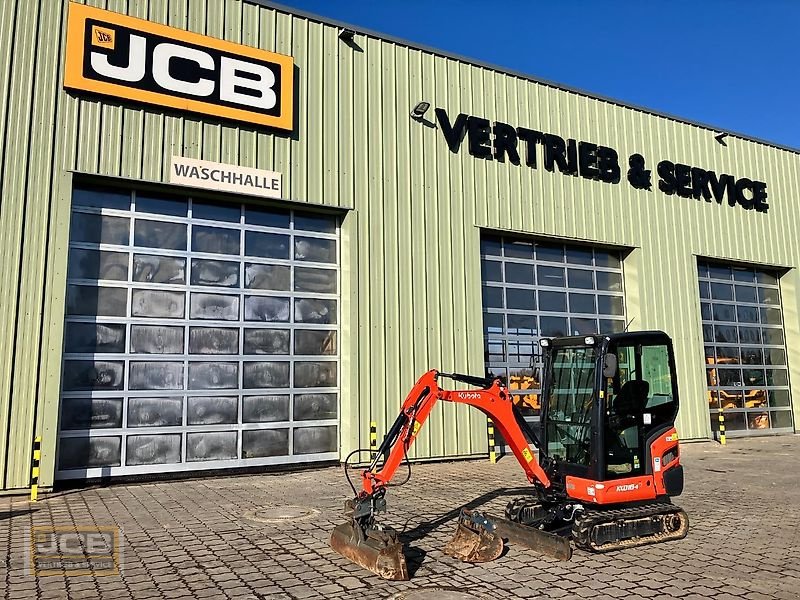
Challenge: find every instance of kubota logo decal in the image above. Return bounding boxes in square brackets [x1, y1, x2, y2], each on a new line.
[64, 4, 294, 130]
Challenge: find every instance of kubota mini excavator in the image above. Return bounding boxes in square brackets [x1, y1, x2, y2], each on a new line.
[330, 331, 689, 580]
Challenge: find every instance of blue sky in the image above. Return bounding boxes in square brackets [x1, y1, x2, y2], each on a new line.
[277, 0, 799, 149]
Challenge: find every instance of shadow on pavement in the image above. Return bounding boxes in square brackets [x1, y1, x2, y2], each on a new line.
[0, 507, 38, 521]
[399, 485, 533, 575]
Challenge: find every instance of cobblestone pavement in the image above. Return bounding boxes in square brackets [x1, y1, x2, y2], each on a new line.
[2, 436, 800, 599]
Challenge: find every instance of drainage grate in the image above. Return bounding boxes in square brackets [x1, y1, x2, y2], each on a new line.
[241, 505, 320, 524]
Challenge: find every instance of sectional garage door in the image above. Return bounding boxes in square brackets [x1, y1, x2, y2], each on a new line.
[57, 185, 340, 478]
[480, 236, 626, 426]
[699, 261, 794, 436]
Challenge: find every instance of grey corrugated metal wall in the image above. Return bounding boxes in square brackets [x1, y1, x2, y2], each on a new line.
[0, 0, 71, 491]
[0, 0, 798, 490]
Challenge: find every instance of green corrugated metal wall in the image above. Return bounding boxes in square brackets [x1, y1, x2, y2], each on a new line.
[0, 0, 798, 491]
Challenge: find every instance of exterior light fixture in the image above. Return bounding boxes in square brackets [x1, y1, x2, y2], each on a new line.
[338, 28, 356, 42]
[410, 101, 430, 120]
[584, 336, 595, 345]
[715, 132, 728, 146]
[539, 339, 550, 348]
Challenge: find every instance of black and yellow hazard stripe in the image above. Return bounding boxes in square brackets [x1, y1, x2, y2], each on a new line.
[487, 418, 496, 464]
[718, 409, 726, 446]
[370, 421, 377, 460]
[30, 436, 41, 502]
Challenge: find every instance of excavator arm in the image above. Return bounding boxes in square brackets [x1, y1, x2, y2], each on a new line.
[330, 369, 568, 580]
[360, 369, 551, 497]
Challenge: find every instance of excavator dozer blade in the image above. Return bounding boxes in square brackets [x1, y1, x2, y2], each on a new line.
[329, 521, 409, 581]
[444, 509, 504, 563]
[489, 514, 572, 561]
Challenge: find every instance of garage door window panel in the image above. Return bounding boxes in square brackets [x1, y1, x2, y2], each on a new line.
[71, 212, 130, 246]
[136, 194, 187, 217]
[192, 226, 240, 255]
[62, 398, 123, 430]
[69, 249, 129, 281]
[243, 395, 290, 423]
[65, 322, 126, 354]
[190, 259, 240, 287]
[126, 435, 182, 466]
[505, 263, 534, 285]
[133, 255, 186, 284]
[127, 397, 183, 428]
[67, 285, 127, 317]
[134, 220, 187, 250]
[243, 328, 290, 355]
[192, 201, 240, 222]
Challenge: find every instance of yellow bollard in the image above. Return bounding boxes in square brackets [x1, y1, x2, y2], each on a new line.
[369, 421, 377, 460]
[487, 418, 497, 463]
[30, 436, 41, 502]
[718, 409, 726, 446]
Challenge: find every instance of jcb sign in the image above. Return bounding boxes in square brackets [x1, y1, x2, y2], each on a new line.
[64, 4, 294, 130]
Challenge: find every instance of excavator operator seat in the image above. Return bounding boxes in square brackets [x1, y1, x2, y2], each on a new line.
[613, 379, 650, 420]
[606, 379, 649, 477]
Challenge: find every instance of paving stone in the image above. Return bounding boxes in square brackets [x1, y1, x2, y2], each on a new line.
[2, 437, 799, 599]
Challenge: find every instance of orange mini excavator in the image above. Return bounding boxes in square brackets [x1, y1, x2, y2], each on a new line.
[330, 331, 689, 579]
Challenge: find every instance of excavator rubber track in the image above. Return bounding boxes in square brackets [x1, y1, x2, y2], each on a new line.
[572, 502, 689, 552]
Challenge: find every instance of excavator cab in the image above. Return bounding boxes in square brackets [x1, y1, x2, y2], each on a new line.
[538, 331, 684, 499]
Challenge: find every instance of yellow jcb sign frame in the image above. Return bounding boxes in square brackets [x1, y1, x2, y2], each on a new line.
[64, 2, 295, 131]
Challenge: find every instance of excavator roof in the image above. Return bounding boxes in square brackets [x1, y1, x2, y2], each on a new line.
[543, 330, 671, 348]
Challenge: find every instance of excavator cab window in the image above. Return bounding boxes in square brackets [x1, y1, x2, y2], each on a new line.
[604, 341, 678, 479]
[544, 346, 596, 468]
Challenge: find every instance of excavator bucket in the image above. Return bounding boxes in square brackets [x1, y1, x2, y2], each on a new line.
[329, 521, 409, 580]
[443, 509, 504, 562]
[444, 508, 573, 562]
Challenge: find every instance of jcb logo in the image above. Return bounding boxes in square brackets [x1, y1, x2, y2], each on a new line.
[92, 26, 114, 48]
[65, 4, 294, 130]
